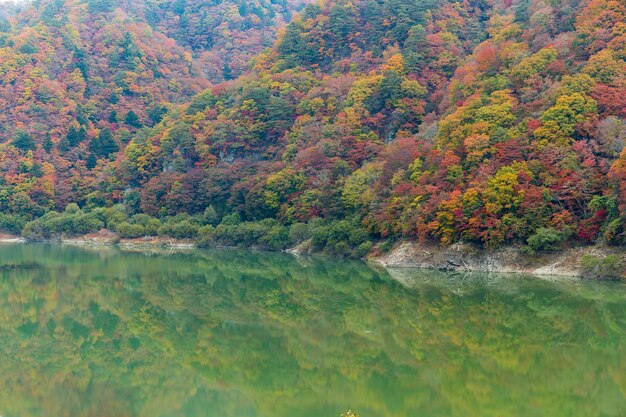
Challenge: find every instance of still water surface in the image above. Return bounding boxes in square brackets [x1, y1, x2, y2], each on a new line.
[0, 243, 625, 417]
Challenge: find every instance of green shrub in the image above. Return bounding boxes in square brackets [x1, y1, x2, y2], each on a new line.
[202, 206, 220, 226]
[519, 245, 536, 256]
[220, 212, 242, 226]
[527, 228, 567, 252]
[21, 211, 103, 240]
[195, 225, 216, 248]
[217, 221, 270, 247]
[379, 239, 394, 253]
[260, 225, 290, 250]
[116, 222, 146, 238]
[312, 220, 372, 258]
[197, 219, 290, 250]
[288, 222, 311, 244]
[91, 205, 128, 230]
[197, 224, 215, 236]
[129, 213, 152, 225]
[22, 220, 48, 240]
[354, 241, 374, 258]
[581, 254, 625, 280]
[64, 203, 81, 214]
[0, 213, 27, 235]
[158, 220, 199, 238]
[130, 214, 161, 235]
[68, 213, 103, 235]
[144, 218, 162, 236]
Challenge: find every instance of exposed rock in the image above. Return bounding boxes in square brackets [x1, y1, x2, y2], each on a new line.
[370, 241, 625, 279]
[59, 230, 195, 249]
[285, 239, 313, 256]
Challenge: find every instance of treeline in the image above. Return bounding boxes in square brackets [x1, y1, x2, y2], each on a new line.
[17, 204, 373, 258]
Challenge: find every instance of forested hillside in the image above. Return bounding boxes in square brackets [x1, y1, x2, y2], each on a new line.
[0, 0, 306, 232]
[142, 0, 308, 81]
[1, 0, 625, 256]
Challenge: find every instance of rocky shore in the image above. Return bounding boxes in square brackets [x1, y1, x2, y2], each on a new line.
[0, 230, 195, 250]
[2, 230, 625, 279]
[370, 241, 626, 279]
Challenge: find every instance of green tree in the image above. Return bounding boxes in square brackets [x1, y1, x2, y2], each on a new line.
[90, 127, 119, 158]
[66, 125, 87, 147]
[403, 24, 428, 71]
[12, 131, 36, 152]
[87, 0, 114, 14]
[527, 228, 567, 252]
[125, 110, 142, 128]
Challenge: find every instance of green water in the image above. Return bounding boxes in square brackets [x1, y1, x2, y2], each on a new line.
[0, 244, 625, 417]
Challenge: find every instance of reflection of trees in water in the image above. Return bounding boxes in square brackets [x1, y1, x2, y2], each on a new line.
[0, 244, 625, 417]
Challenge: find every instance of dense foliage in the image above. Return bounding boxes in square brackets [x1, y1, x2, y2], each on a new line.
[0, 0, 625, 255]
[142, 0, 308, 81]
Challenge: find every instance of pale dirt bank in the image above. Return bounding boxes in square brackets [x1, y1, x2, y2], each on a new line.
[3, 229, 625, 279]
[0, 229, 195, 249]
[0, 233, 26, 243]
[369, 241, 626, 279]
[67, 230, 195, 249]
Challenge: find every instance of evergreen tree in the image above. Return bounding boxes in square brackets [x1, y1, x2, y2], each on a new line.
[87, 0, 114, 14]
[30, 163, 43, 178]
[58, 136, 70, 152]
[223, 62, 233, 81]
[42, 133, 53, 153]
[86, 152, 97, 169]
[403, 25, 428, 72]
[125, 110, 142, 128]
[76, 104, 90, 125]
[119, 32, 141, 66]
[90, 127, 119, 158]
[278, 21, 319, 67]
[148, 105, 168, 125]
[329, 2, 357, 54]
[66, 125, 87, 147]
[12, 131, 36, 152]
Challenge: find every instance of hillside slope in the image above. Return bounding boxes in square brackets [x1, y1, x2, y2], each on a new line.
[1, 0, 626, 259]
[0, 0, 306, 213]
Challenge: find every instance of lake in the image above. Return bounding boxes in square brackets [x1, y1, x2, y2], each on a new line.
[0, 243, 625, 417]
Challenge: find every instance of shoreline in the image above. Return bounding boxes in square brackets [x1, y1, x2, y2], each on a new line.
[369, 241, 625, 280]
[0, 233, 196, 250]
[1, 233, 624, 280]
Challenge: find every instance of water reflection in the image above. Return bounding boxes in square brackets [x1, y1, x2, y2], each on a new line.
[0, 243, 625, 417]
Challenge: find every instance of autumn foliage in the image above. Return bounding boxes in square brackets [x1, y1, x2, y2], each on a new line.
[0, 0, 625, 252]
